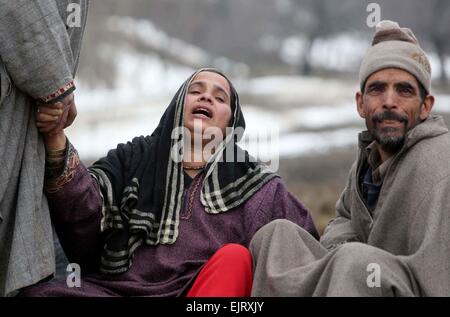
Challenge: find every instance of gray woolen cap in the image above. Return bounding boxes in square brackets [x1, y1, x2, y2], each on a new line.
[359, 20, 432, 93]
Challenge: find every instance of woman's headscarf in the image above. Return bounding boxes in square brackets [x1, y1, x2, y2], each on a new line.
[89, 68, 277, 274]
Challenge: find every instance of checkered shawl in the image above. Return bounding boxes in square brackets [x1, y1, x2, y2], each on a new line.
[89, 69, 277, 274]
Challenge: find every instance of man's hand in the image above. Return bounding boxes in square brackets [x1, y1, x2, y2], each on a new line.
[64, 99, 77, 129]
[51, 92, 77, 134]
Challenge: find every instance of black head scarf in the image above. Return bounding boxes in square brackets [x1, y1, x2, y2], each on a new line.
[89, 68, 277, 274]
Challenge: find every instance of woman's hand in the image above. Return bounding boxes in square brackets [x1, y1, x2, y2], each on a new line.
[36, 102, 63, 133]
[36, 102, 67, 150]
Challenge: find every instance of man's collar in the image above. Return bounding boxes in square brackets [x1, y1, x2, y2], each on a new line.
[358, 130, 373, 150]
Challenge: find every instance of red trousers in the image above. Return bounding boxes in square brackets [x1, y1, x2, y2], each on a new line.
[186, 244, 253, 297]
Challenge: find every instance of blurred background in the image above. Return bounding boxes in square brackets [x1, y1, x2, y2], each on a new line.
[70, 0, 450, 233]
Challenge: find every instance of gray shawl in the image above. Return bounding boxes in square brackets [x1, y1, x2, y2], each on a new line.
[0, 0, 89, 296]
[321, 115, 450, 295]
[251, 115, 450, 296]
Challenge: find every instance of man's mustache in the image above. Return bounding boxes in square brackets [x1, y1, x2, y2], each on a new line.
[372, 111, 408, 125]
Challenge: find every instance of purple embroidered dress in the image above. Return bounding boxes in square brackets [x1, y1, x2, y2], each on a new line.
[21, 147, 318, 297]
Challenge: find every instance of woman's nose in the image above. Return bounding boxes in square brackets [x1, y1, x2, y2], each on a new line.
[199, 92, 213, 103]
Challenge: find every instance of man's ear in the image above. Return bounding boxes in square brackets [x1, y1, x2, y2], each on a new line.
[420, 95, 434, 121]
[356, 92, 366, 119]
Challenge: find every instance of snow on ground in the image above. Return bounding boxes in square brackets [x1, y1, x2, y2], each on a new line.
[107, 16, 211, 69]
[434, 95, 450, 113]
[310, 33, 369, 72]
[241, 75, 359, 106]
[105, 16, 250, 78]
[76, 51, 194, 112]
[277, 128, 361, 158]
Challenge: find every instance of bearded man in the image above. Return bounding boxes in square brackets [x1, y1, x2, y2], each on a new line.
[250, 20, 450, 296]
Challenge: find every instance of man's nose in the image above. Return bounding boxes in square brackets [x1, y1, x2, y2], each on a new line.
[383, 89, 398, 110]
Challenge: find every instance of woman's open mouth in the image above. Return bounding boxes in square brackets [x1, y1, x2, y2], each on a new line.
[192, 106, 213, 119]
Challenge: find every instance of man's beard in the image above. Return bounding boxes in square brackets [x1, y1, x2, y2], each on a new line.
[369, 111, 410, 155]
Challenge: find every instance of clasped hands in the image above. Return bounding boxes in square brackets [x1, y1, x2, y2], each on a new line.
[35, 92, 77, 136]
